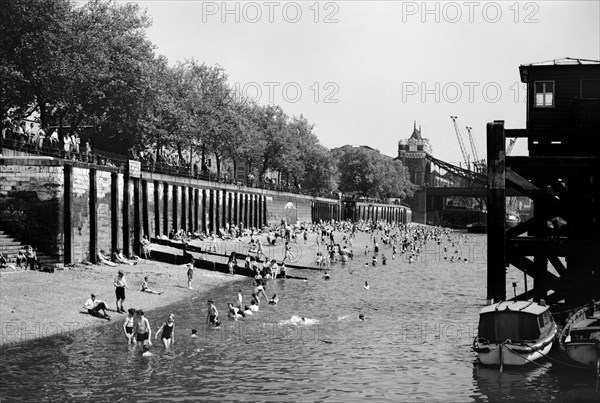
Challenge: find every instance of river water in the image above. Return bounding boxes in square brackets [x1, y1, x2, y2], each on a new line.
[1, 233, 598, 402]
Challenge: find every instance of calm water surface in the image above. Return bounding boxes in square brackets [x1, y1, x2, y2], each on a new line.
[1, 233, 599, 402]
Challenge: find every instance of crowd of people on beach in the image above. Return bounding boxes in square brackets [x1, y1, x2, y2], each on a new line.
[78, 218, 467, 356]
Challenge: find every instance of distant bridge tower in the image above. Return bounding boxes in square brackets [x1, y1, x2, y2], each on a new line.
[396, 121, 432, 186]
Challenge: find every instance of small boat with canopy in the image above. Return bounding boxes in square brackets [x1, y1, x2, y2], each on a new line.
[473, 299, 557, 367]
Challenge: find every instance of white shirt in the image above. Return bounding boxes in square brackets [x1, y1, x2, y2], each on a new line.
[83, 298, 102, 310]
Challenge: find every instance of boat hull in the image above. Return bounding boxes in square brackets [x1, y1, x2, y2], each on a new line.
[476, 340, 554, 366]
[564, 341, 600, 367]
[475, 324, 557, 366]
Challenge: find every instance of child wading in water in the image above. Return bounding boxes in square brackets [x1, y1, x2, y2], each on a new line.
[123, 308, 136, 344]
[155, 313, 175, 350]
[133, 309, 152, 353]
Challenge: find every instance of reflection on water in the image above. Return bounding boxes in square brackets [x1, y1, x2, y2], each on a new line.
[1, 234, 599, 401]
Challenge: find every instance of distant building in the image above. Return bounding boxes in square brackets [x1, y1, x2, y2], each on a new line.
[396, 122, 432, 186]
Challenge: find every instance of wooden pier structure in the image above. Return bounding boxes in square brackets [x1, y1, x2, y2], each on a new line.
[487, 58, 600, 307]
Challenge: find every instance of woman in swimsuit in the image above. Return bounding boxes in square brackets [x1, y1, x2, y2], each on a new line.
[155, 313, 175, 350]
[123, 308, 136, 344]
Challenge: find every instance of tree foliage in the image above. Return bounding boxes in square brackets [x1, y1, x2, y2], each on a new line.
[0, 0, 415, 201]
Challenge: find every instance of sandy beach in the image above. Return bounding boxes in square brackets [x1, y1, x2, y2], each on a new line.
[0, 258, 242, 346]
[0, 231, 354, 346]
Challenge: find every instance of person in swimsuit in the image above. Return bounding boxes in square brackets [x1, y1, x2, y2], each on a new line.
[123, 308, 136, 344]
[186, 262, 194, 289]
[155, 313, 175, 350]
[206, 299, 220, 327]
[133, 309, 152, 353]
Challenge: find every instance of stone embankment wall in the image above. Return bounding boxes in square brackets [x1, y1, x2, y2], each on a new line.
[0, 155, 411, 264]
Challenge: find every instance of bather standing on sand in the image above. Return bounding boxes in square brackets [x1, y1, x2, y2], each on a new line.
[114, 269, 128, 313]
[186, 262, 194, 289]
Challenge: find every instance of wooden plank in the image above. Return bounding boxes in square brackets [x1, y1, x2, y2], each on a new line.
[487, 121, 506, 301]
[506, 156, 600, 169]
[505, 168, 565, 211]
[508, 255, 563, 290]
[508, 238, 600, 256]
[548, 255, 567, 278]
[505, 129, 528, 138]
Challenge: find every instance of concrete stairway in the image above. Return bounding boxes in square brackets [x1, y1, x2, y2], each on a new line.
[0, 230, 61, 268]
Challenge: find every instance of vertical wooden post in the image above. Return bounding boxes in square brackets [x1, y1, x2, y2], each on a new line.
[154, 180, 161, 238]
[89, 168, 97, 263]
[209, 189, 215, 234]
[111, 172, 119, 256]
[133, 178, 141, 256]
[202, 189, 207, 234]
[123, 174, 130, 257]
[63, 165, 73, 264]
[142, 179, 149, 239]
[181, 186, 187, 232]
[188, 187, 194, 233]
[487, 121, 507, 302]
[162, 182, 169, 236]
[194, 188, 200, 233]
[172, 185, 178, 232]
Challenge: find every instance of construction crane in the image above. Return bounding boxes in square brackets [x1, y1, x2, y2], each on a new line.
[465, 126, 486, 174]
[450, 116, 470, 170]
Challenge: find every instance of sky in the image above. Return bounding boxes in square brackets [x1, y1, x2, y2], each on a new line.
[131, 0, 599, 165]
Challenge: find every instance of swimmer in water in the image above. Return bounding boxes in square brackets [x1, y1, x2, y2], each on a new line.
[364, 281, 370, 290]
[359, 314, 365, 321]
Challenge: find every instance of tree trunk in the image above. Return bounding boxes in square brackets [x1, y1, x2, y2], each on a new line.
[215, 154, 221, 177]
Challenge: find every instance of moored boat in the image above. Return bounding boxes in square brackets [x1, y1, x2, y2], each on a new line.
[466, 222, 486, 233]
[559, 301, 600, 370]
[473, 300, 557, 366]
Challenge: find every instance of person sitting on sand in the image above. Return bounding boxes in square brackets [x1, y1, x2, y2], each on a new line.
[83, 294, 110, 320]
[140, 276, 163, 295]
[133, 309, 152, 353]
[323, 271, 330, 280]
[25, 245, 38, 271]
[97, 250, 117, 267]
[123, 308, 136, 344]
[113, 248, 136, 265]
[16, 249, 27, 268]
[268, 294, 279, 304]
[249, 299, 259, 312]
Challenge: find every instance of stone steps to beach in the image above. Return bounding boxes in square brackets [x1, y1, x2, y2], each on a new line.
[0, 230, 61, 268]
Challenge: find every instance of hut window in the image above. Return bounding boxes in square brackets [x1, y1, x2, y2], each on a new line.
[534, 81, 554, 107]
[581, 79, 600, 99]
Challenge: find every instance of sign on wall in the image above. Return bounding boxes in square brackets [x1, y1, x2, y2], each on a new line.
[128, 160, 141, 178]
